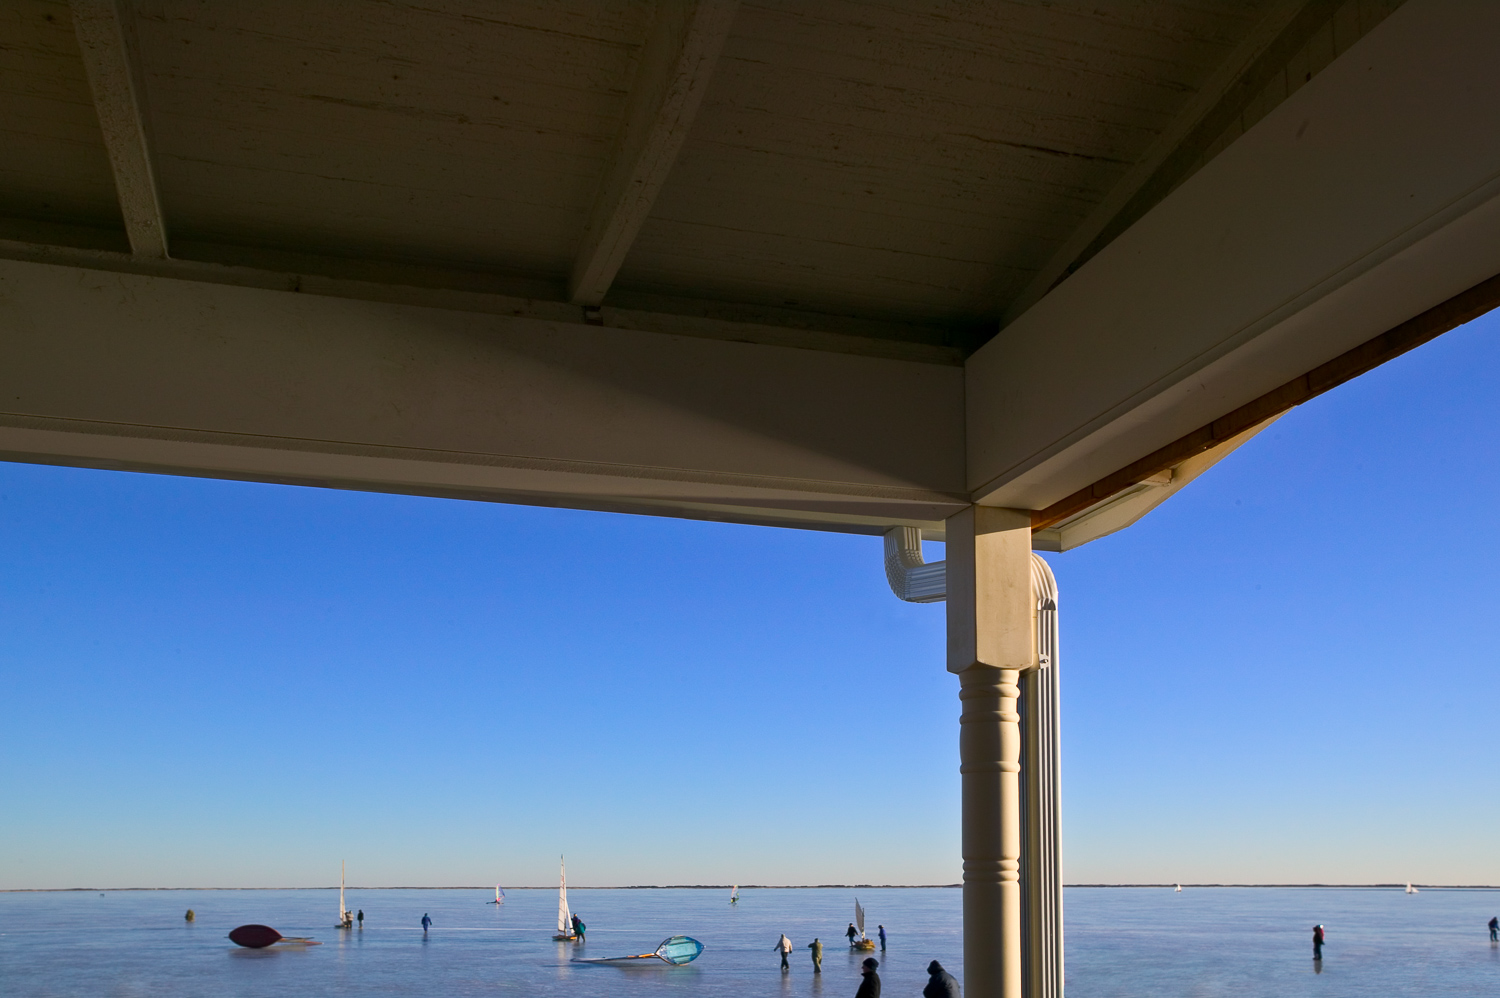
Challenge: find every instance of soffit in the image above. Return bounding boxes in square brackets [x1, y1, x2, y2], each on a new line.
[617, 0, 1270, 329]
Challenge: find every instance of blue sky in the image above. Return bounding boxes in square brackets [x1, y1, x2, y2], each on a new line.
[2, 311, 1498, 890]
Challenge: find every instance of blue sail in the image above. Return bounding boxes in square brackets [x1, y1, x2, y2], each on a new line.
[657, 936, 704, 965]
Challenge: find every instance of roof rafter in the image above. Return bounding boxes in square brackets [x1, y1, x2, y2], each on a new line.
[71, 0, 168, 259]
[568, 0, 738, 306]
[1000, 0, 1336, 328]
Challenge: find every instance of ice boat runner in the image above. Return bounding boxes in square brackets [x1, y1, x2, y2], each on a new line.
[552, 857, 576, 941]
[573, 935, 704, 966]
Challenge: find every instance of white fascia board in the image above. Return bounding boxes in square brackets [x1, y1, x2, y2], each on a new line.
[968, 0, 1500, 509]
[0, 258, 965, 531]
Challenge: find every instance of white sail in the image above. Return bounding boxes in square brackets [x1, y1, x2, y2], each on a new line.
[730, 884, 738, 902]
[557, 857, 572, 934]
[496, 883, 505, 904]
[1174, 884, 1182, 892]
[1406, 883, 1418, 894]
[855, 898, 865, 938]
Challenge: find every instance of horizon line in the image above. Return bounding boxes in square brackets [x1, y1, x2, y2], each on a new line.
[5, 882, 1499, 893]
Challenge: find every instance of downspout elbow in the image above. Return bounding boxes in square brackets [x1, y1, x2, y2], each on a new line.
[884, 526, 947, 602]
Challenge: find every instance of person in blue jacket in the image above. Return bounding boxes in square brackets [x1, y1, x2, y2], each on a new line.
[421, 913, 432, 932]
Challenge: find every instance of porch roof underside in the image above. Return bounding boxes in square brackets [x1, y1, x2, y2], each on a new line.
[1, 0, 1496, 545]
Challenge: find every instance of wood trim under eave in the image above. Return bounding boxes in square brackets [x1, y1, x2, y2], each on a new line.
[1031, 267, 1500, 532]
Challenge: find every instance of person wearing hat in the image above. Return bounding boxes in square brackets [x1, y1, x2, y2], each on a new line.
[923, 960, 960, 998]
[1312, 924, 1325, 959]
[854, 956, 881, 998]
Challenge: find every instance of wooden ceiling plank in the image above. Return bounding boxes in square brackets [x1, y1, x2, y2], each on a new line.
[70, 0, 166, 258]
[999, 0, 1314, 328]
[568, 0, 738, 306]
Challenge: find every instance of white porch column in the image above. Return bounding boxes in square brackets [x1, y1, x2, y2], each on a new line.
[947, 506, 1038, 998]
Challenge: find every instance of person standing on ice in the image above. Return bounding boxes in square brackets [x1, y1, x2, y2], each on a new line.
[1488, 916, 1498, 941]
[807, 937, 823, 973]
[775, 933, 793, 971]
[1312, 924, 1325, 959]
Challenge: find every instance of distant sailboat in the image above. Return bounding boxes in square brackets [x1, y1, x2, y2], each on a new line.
[552, 857, 577, 940]
[489, 883, 505, 905]
[1174, 884, 1182, 893]
[1406, 883, 1419, 894]
[337, 861, 353, 928]
[729, 884, 738, 905]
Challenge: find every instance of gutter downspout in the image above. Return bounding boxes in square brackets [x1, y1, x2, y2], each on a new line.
[883, 526, 947, 602]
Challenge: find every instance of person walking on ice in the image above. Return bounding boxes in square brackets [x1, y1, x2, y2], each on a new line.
[846, 922, 859, 948]
[1489, 915, 1498, 941]
[357, 909, 364, 929]
[775, 933, 793, 971]
[923, 960, 960, 998]
[421, 913, 432, 933]
[807, 937, 823, 973]
[1312, 924, 1325, 959]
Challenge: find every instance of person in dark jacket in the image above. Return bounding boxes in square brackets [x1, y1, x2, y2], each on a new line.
[923, 960, 960, 998]
[846, 922, 859, 948]
[1489, 915, 1498, 941]
[854, 956, 880, 998]
[421, 913, 431, 932]
[877, 924, 886, 950]
[1312, 924, 1324, 959]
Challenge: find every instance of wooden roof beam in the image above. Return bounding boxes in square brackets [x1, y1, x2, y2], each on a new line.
[568, 0, 738, 307]
[71, 0, 168, 259]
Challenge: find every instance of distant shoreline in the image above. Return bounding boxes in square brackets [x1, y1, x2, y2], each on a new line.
[5, 883, 1499, 893]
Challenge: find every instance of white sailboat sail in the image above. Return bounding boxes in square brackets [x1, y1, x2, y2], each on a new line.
[855, 898, 866, 939]
[1406, 883, 1418, 894]
[556, 857, 573, 936]
[496, 883, 505, 904]
[730, 884, 738, 904]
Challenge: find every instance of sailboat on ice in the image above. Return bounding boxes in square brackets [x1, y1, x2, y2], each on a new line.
[489, 883, 505, 905]
[852, 898, 876, 950]
[1405, 883, 1419, 894]
[552, 857, 577, 941]
[729, 885, 738, 905]
[337, 861, 353, 928]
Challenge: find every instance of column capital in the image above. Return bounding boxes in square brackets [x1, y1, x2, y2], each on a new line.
[946, 505, 1038, 675]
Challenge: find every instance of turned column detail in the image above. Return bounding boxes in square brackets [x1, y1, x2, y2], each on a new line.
[947, 506, 1037, 998]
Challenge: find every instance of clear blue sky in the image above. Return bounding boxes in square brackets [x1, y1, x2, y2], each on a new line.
[2, 311, 1498, 891]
